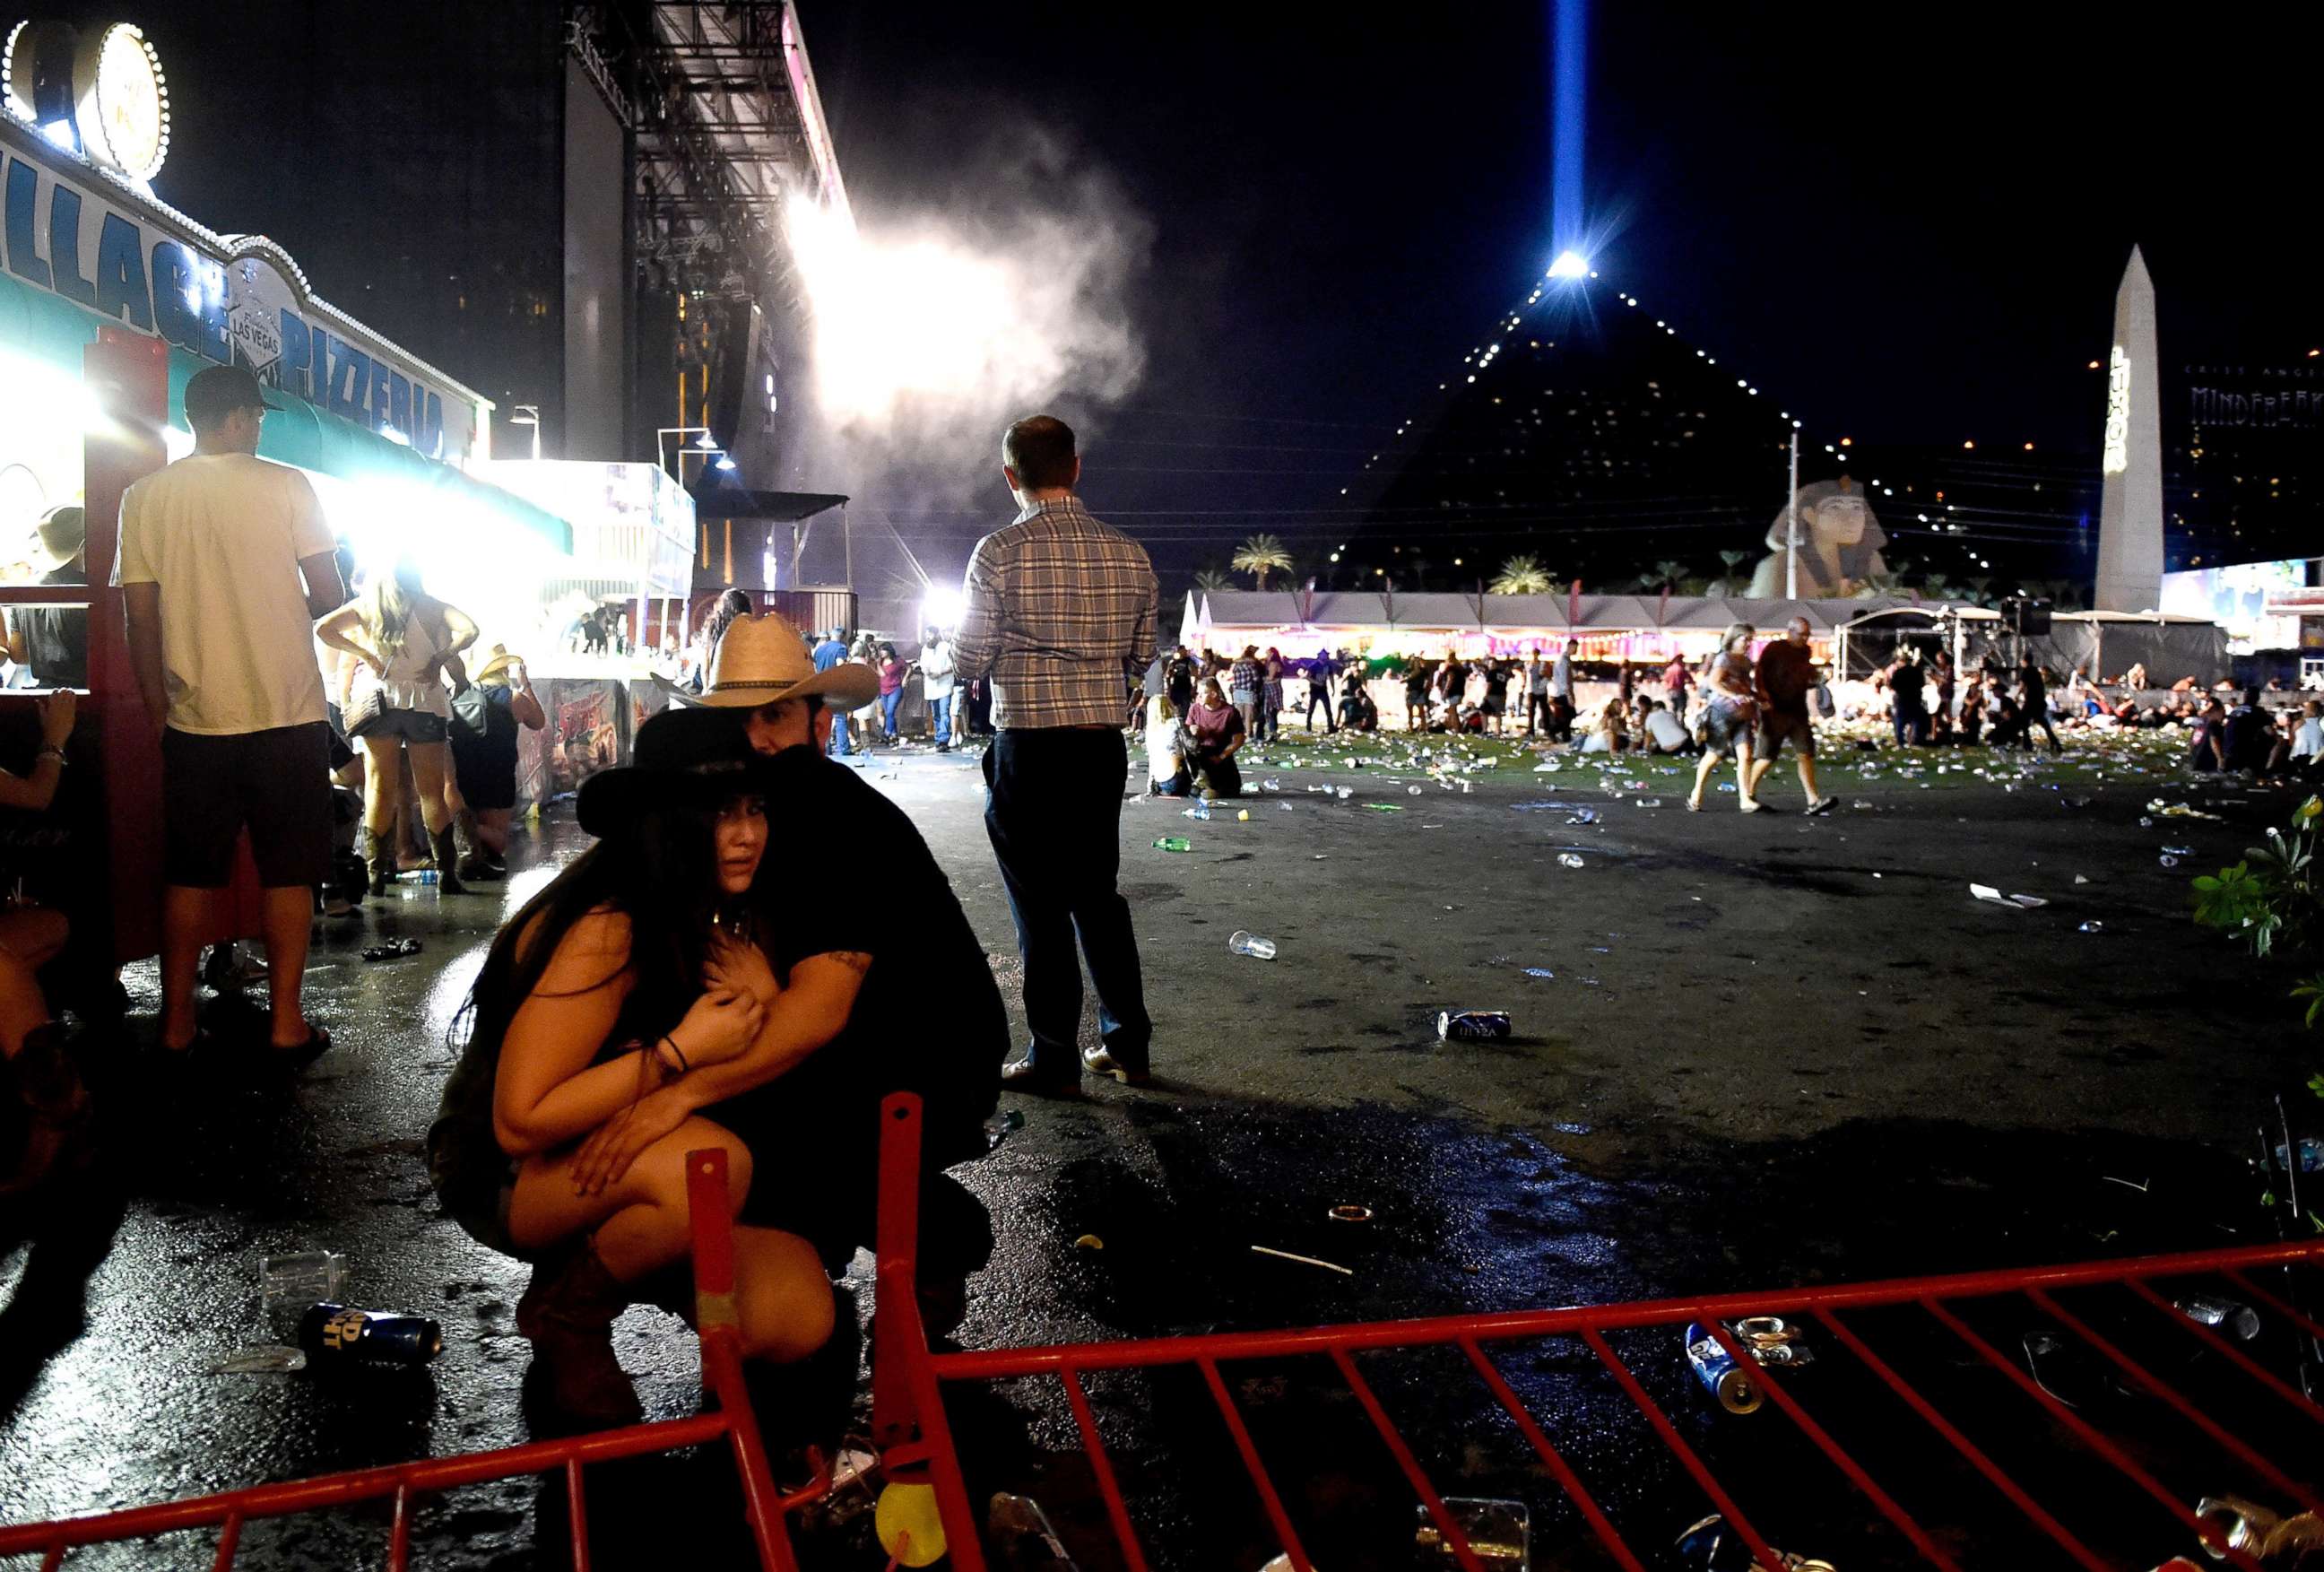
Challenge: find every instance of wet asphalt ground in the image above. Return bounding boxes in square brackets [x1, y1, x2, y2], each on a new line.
[1, 726, 2319, 1570]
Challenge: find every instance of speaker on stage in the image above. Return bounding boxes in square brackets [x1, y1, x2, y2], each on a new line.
[2001, 597, 2052, 636]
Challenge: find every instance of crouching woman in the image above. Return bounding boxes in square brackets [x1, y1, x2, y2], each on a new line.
[427, 713, 834, 1427]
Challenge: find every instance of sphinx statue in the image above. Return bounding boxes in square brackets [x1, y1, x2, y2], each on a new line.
[1747, 474, 1890, 598]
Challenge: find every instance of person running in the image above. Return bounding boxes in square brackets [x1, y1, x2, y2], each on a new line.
[318, 560, 481, 895]
[2019, 658, 2062, 754]
[1305, 648, 1339, 734]
[1688, 624, 1765, 812]
[1750, 616, 1834, 813]
[427, 711, 829, 1427]
[448, 644, 548, 879]
[956, 414, 1158, 1092]
[117, 364, 347, 1062]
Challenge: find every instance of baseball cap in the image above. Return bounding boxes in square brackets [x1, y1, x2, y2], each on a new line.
[184, 363, 284, 424]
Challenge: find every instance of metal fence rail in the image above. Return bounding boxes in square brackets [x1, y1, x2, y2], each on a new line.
[871, 1094, 2324, 1572]
[0, 1151, 822, 1572]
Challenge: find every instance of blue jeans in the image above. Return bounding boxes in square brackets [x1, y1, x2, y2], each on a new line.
[880, 690, 902, 737]
[929, 693, 954, 745]
[983, 728, 1152, 1076]
[828, 708, 852, 756]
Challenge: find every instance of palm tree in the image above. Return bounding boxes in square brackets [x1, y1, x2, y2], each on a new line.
[1652, 560, 1687, 592]
[1192, 567, 1233, 594]
[1232, 533, 1294, 591]
[1489, 554, 1553, 595]
[1921, 571, 1950, 598]
[1718, 549, 1749, 579]
[1965, 575, 1994, 607]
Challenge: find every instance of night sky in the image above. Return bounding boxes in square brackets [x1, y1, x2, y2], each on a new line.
[803, 1, 2324, 571]
[48, 1, 2324, 582]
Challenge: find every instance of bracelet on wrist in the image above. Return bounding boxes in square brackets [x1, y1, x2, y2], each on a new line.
[658, 1034, 690, 1077]
[37, 747, 66, 765]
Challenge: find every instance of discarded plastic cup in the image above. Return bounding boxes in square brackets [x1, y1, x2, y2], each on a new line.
[1415, 1498, 1531, 1568]
[1557, 854, 1583, 868]
[1228, 930, 1278, 960]
[988, 1492, 1078, 1570]
[2159, 855, 2180, 868]
[261, 1250, 348, 1335]
[1337, 786, 1353, 801]
[1409, 785, 1423, 795]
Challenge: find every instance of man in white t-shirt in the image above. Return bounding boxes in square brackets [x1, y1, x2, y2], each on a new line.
[919, 626, 958, 751]
[116, 364, 348, 1064]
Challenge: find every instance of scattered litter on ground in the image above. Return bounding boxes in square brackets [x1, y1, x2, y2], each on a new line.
[1250, 1245, 1353, 1276]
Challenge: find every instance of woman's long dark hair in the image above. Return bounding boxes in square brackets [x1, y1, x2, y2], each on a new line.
[698, 589, 752, 657]
[454, 799, 737, 1071]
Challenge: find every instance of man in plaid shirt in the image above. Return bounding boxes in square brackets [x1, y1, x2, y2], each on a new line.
[955, 415, 1159, 1091]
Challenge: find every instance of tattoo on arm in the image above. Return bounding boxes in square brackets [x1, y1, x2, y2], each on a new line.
[825, 951, 872, 974]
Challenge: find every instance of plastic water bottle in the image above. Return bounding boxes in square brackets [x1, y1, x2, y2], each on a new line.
[1557, 854, 1584, 868]
[1152, 837, 1192, 853]
[397, 869, 440, 886]
[1228, 930, 1278, 960]
[1184, 802, 1212, 821]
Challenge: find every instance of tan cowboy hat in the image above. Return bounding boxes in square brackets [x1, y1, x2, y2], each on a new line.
[472, 642, 521, 682]
[655, 611, 880, 709]
[26, 506, 85, 572]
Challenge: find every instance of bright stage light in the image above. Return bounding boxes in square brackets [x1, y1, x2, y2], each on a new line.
[919, 583, 965, 630]
[1547, 250, 1591, 280]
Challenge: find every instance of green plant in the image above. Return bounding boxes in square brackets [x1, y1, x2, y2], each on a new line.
[2192, 795, 2322, 960]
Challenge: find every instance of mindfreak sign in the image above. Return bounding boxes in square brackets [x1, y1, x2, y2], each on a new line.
[0, 113, 485, 462]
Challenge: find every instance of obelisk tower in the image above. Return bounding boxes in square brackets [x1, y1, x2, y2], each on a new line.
[2094, 247, 2164, 612]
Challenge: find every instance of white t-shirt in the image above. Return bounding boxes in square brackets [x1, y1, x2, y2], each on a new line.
[2294, 718, 2324, 760]
[114, 453, 334, 735]
[922, 639, 956, 700]
[1644, 709, 1691, 751]
[1146, 697, 1183, 785]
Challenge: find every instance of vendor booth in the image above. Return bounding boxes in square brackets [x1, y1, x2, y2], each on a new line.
[0, 100, 587, 972]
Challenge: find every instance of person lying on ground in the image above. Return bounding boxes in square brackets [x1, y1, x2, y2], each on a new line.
[428, 715, 828, 1429]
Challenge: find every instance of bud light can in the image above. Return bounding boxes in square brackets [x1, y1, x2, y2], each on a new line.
[299, 1303, 444, 1366]
[1438, 1010, 1512, 1041]
[1683, 1322, 1761, 1414]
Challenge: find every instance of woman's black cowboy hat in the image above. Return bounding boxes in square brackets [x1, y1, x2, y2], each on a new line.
[576, 705, 771, 837]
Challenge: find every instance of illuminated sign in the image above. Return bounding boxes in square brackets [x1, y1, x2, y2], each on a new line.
[0, 112, 482, 460]
[2101, 345, 2130, 476]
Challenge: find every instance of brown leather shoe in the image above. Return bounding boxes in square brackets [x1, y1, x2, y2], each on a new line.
[1080, 1047, 1151, 1087]
[516, 1242, 644, 1429]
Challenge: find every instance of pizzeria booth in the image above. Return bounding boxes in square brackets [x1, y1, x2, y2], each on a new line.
[0, 32, 585, 978]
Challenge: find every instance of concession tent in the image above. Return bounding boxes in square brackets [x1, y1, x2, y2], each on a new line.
[1193, 588, 1937, 664]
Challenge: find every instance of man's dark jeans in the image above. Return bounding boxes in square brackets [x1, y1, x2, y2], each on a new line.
[983, 727, 1153, 1076]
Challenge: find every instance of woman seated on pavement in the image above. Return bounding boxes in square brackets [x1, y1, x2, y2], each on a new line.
[1579, 698, 1628, 754]
[0, 690, 86, 1200]
[1184, 676, 1246, 796]
[1688, 624, 1764, 812]
[427, 713, 833, 1428]
[1146, 693, 1192, 796]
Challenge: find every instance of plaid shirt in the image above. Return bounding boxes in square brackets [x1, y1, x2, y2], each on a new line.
[953, 496, 1158, 730]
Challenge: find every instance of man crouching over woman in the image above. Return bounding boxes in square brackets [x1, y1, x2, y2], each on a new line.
[429, 617, 1008, 1427]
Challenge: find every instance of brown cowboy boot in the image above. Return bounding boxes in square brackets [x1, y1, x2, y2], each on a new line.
[428, 825, 467, 895]
[452, 809, 491, 882]
[361, 826, 394, 897]
[0, 1024, 93, 1202]
[515, 1240, 644, 1429]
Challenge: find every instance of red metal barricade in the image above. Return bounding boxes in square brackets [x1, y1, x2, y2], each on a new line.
[869, 1094, 2324, 1572]
[0, 1151, 828, 1571]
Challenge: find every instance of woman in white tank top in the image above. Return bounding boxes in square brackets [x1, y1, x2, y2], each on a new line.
[318, 562, 479, 895]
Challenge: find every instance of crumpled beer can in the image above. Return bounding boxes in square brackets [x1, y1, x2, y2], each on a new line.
[1438, 1010, 1513, 1041]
